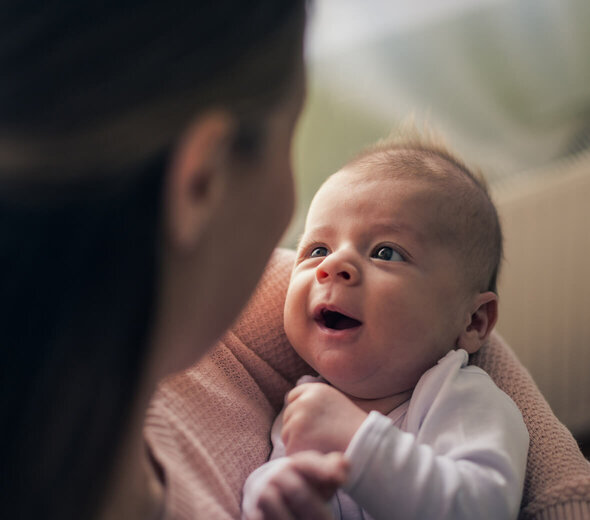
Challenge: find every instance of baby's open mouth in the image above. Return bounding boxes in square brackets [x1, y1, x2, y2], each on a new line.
[317, 309, 362, 330]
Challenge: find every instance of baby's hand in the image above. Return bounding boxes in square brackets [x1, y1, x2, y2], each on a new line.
[282, 383, 367, 455]
[242, 451, 348, 520]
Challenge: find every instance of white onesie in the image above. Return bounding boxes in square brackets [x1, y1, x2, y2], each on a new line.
[242, 349, 529, 520]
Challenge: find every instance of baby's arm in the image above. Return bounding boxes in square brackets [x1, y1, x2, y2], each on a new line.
[241, 451, 348, 520]
[343, 362, 529, 519]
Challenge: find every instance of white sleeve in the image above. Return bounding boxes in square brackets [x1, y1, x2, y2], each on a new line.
[342, 352, 529, 520]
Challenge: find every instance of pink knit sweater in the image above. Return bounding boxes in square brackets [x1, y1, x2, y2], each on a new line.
[145, 248, 590, 519]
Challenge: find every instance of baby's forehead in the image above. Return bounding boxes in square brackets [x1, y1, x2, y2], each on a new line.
[314, 168, 453, 232]
[325, 159, 479, 239]
[326, 163, 451, 203]
[340, 150, 483, 208]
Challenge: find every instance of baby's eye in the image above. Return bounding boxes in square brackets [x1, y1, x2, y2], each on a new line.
[310, 246, 329, 258]
[372, 245, 404, 262]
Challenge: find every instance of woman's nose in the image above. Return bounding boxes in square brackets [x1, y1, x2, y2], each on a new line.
[316, 253, 360, 285]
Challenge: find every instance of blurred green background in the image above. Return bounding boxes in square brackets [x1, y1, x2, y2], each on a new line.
[286, 0, 590, 246]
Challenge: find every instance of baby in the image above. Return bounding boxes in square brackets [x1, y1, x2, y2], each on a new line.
[242, 135, 529, 520]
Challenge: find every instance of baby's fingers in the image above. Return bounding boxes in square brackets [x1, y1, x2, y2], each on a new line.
[242, 452, 348, 520]
[290, 451, 349, 500]
[254, 481, 296, 520]
[250, 464, 334, 520]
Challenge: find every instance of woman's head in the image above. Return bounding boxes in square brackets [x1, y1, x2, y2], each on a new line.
[0, 1, 305, 178]
[1, 2, 306, 517]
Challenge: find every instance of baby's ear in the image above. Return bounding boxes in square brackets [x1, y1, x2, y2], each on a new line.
[456, 292, 498, 354]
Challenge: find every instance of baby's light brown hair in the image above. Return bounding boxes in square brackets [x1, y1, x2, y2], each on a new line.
[345, 130, 503, 295]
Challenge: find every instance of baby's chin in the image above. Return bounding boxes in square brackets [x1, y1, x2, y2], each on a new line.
[309, 360, 377, 396]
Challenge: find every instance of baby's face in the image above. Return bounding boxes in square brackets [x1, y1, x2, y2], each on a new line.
[284, 169, 474, 399]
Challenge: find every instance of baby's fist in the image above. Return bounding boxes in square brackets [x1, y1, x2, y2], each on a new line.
[281, 383, 367, 455]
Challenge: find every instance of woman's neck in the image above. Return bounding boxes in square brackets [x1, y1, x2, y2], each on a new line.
[96, 380, 164, 520]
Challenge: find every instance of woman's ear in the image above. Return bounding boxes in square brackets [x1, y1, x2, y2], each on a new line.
[165, 111, 235, 249]
[456, 292, 498, 354]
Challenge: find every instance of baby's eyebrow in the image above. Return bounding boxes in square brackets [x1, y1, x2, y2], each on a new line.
[296, 226, 332, 250]
[300, 224, 334, 241]
[369, 221, 426, 243]
[296, 234, 318, 252]
[295, 227, 335, 258]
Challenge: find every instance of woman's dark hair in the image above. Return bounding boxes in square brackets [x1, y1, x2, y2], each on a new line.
[1, 158, 166, 518]
[0, 2, 306, 518]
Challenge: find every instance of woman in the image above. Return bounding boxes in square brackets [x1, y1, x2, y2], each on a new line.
[0, 2, 307, 518]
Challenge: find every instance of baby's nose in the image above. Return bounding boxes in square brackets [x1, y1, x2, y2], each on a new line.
[316, 256, 360, 284]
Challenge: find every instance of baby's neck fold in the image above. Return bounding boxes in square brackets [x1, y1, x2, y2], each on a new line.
[349, 389, 413, 416]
